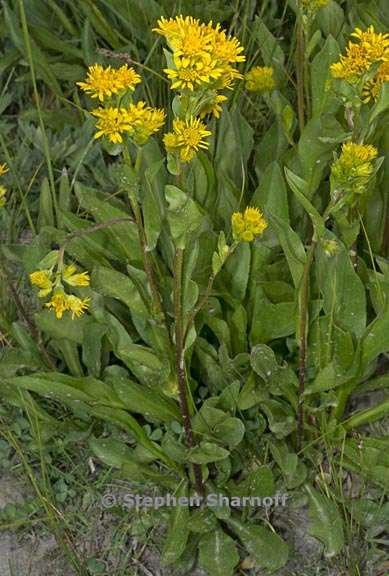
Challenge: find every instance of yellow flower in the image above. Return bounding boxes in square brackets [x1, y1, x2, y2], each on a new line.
[330, 26, 389, 83]
[199, 94, 227, 118]
[63, 265, 90, 287]
[231, 207, 267, 242]
[245, 66, 275, 93]
[126, 102, 166, 145]
[45, 290, 69, 319]
[0, 185, 6, 208]
[91, 107, 132, 144]
[113, 64, 141, 92]
[362, 61, 389, 102]
[0, 163, 8, 176]
[206, 23, 245, 64]
[164, 59, 223, 91]
[29, 269, 53, 297]
[154, 15, 245, 92]
[351, 26, 389, 62]
[331, 142, 378, 198]
[163, 116, 211, 162]
[66, 295, 90, 319]
[77, 64, 141, 101]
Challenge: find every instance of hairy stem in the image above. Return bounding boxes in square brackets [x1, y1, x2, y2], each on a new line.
[174, 247, 203, 494]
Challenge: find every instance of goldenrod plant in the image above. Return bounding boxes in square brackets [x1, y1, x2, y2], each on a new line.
[1, 2, 389, 574]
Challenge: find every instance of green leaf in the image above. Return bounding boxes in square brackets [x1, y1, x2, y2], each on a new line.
[251, 161, 289, 224]
[89, 437, 133, 468]
[250, 297, 297, 343]
[316, 243, 366, 338]
[92, 266, 148, 317]
[105, 372, 180, 423]
[269, 214, 306, 287]
[165, 185, 204, 248]
[269, 441, 307, 488]
[250, 344, 279, 381]
[38, 177, 54, 230]
[284, 168, 325, 235]
[199, 529, 239, 576]
[305, 484, 344, 557]
[74, 182, 141, 261]
[311, 35, 340, 117]
[82, 323, 107, 377]
[227, 518, 288, 571]
[187, 441, 230, 464]
[161, 482, 190, 565]
[361, 298, 389, 368]
[222, 242, 251, 302]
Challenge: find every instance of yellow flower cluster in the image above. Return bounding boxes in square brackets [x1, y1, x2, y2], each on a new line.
[331, 26, 389, 99]
[91, 103, 165, 145]
[245, 66, 275, 93]
[77, 64, 141, 101]
[163, 116, 211, 162]
[30, 264, 90, 320]
[331, 142, 378, 199]
[154, 15, 245, 116]
[0, 163, 8, 208]
[231, 207, 268, 242]
[78, 64, 164, 146]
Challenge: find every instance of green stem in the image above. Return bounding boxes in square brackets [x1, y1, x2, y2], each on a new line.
[343, 399, 389, 430]
[174, 247, 203, 495]
[123, 148, 165, 323]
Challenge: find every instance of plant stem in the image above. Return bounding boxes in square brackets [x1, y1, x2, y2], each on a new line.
[123, 148, 165, 324]
[174, 247, 203, 495]
[297, 239, 316, 450]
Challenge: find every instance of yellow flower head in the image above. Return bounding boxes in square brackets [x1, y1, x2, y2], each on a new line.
[66, 295, 90, 320]
[154, 15, 245, 92]
[113, 64, 142, 92]
[77, 64, 141, 101]
[29, 269, 53, 297]
[45, 290, 69, 319]
[0, 163, 8, 176]
[362, 61, 389, 102]
[63, 264, 90, 287]
[164, 59, 223, 91]
[91, 107, 133, 144]
[126, 101, 166, 145]
[0, 185, 7, 208]
[331, 141, 378, 198]
[245, 66, 275, 93]
[231, 207, 267, 242]
[163, 116, 211, 162]
[199, 94, 227, 119]
[330, 26, 389, 83]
